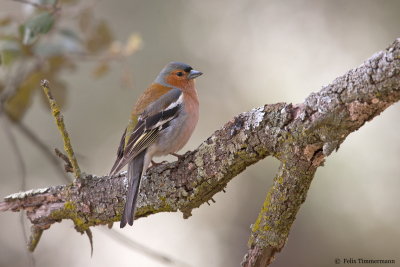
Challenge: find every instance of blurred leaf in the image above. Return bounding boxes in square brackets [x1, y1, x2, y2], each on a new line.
[35, 43, 65, 57]
[31, 29, 84, 57]
[92, 61, 109, 78]
[23, 12, 55, 45]
[25, 12, 54, 34]
[18, 24, 25, 40]
[0, 40, 21, 66]
[79, 8, 93, 33]
[86, 20, 112, 53]
[59, 28, 81, 42]
[109, 41, 122, 55]
[123, 34, 142, 56]
[4, 72, 42, 121]
[0, 49, 21, 66]
[47, 55, 75, 72]
[4, 55, 73, 121]
[0, 16, 12, 27]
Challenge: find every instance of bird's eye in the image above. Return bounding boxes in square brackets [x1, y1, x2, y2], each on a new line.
[176, 72, 183, 77]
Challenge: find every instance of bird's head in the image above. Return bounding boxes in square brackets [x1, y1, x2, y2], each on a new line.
[156, 62, 203, 89]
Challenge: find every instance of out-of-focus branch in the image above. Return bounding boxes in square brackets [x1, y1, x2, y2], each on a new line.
[0, 110, 35, 266]
[1, 39, 400, 266]
[15, 122, 72, 183]
[100, 228, 191, 267]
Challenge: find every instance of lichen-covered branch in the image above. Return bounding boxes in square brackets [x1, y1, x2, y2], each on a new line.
[41, 79, 81, 178]
[1, 39, 400, 266]
[242, 38, 400, 266]
[242, 158, 317, 266]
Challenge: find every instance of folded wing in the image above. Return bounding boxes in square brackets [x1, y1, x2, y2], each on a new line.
[110, 88, 183, 175]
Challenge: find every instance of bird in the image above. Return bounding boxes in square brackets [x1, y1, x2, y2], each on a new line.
[110, 62, 203, 228]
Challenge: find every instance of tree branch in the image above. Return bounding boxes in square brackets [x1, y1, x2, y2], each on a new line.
[1, 39, 400, 266]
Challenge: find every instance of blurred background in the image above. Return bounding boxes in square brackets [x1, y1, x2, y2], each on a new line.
[0, 0, 399, 266]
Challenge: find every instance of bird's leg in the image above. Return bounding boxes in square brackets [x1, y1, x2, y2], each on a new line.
[170, 152, 185, 160]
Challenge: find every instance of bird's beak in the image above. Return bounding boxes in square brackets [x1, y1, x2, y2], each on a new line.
[187, 69, 203, 80]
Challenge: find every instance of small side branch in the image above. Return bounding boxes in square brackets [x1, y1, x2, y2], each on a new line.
[40, 79, 81, 178]
[242, 158, 317, 266]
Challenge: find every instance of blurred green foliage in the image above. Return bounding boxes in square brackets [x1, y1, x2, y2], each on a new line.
[0, 0, 141, 121]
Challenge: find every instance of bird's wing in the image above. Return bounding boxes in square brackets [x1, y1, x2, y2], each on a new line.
[109, 88, 183, 175]
[117, 128, 127, 158]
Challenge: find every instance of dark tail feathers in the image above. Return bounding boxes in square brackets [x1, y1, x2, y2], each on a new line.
[120, 150, 146, 228]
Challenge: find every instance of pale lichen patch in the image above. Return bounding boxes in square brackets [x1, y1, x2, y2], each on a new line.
[244, 107, 265, 130]
[5, 187, 50, 200]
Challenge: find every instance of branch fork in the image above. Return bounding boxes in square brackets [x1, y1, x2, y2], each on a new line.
[1, 39, 400, 266]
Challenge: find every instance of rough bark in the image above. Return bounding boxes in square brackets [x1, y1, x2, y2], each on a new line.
[1, 39, 400, 266]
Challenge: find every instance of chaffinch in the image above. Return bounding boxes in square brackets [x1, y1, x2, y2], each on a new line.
[110, 62, 203, 228]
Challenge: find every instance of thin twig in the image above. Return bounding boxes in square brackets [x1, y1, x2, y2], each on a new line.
[55, 148, 73, 173]
[40, 79, 81, 178]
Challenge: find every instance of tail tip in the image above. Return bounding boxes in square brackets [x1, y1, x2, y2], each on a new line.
[119, 214, 134, 228]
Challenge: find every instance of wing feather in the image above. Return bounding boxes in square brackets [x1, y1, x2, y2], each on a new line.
[109, 88, 183, 176]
